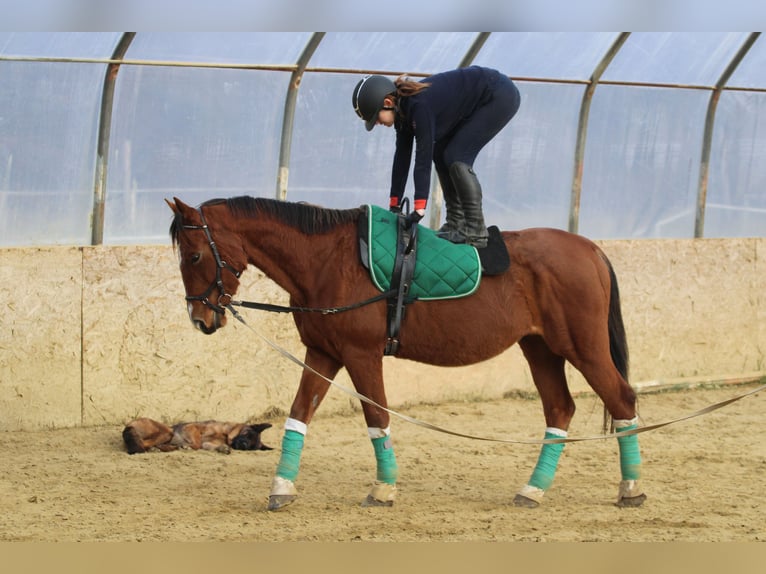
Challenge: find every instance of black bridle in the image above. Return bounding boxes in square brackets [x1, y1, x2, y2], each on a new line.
[181, 205, 409, 318]
[182, 207, 242, 316]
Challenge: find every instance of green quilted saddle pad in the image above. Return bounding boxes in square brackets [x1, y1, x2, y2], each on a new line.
[365, 204, 481, 300]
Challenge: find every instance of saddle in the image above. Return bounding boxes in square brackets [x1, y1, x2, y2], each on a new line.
[358, 205, 509, 355]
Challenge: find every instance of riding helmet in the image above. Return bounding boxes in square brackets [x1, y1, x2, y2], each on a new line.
[352, 75, 396, 131]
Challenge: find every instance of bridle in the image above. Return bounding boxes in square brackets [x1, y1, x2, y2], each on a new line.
[180, 203, 399, 318]
[181, 207, 241, 316]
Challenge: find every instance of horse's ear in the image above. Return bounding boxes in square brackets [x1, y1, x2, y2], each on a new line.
[165, 198, 179, 215]
[167, 197, 195, 218]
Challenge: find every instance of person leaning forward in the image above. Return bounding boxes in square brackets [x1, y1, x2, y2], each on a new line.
[352, 66, 520, 248]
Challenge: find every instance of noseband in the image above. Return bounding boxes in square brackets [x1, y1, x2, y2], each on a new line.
[182, 207, 241, 316]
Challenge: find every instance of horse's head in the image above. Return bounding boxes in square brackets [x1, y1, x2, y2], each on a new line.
[166, 197, 247, 334]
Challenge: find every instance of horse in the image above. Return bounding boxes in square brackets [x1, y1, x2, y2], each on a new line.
[166, 195, 646, 511]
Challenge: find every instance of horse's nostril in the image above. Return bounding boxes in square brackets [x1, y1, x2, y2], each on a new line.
[194, 319, 217, 335]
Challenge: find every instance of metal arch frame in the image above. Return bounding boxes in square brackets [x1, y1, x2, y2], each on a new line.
[568, 33, 630, 235]
[88, 31, 324, 243]
[275, 32, 325, 201]
[694, 32, 761, 238]
[568, 32, 763, 238]
[458, 32, 491, 68]
[4, 32, 764, 245]
[91, 32, 135, 245]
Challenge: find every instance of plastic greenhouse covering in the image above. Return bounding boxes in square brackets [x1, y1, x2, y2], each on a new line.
[1, 32, 765, 246]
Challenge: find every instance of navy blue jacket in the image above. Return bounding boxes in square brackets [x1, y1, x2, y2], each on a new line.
[390, 66, 503, 209]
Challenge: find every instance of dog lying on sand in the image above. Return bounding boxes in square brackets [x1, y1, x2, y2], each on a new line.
[122, 417, 273, 454]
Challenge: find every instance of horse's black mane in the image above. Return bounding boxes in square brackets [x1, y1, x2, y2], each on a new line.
[170, 196, 365, 246]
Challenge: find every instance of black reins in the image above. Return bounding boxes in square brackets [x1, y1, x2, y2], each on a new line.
[228, 291, 397, 315]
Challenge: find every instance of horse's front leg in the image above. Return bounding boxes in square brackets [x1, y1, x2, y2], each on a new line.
[514, 336, 575, 508]
[268, 347, 340, 511]
[344, 352, 398, 507]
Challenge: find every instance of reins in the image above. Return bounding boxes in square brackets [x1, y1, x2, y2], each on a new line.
[182, 203, 412, 316]
[225, 303, 766, 446]
[229, 289, 399, 315]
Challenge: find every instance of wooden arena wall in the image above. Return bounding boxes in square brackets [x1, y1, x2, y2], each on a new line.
[1, 238, 764, 431]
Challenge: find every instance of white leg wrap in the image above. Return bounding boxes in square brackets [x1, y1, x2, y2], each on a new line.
[517, 484, 546, 504]
[284, 418, 307, 435]
[613, 416, 638, 429]
[270, 475, 298, 497]
[367, 426, 391, 439]
[369, 481, 397, 502]
[617, 479, 643, 500]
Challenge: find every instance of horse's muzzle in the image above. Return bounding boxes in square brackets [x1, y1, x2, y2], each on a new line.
[189, 302, 225, 334]
[194, 318, 218, 335]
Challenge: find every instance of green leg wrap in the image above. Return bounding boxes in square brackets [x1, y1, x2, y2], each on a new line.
[275, 430, 305, 482]
[371, 435, 398, 485]
[616, 423, 641, 480]
[528, 432, 566, 491]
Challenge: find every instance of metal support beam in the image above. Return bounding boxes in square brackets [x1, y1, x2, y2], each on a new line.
[91, 32, 135, 245]
[568, 32, 630, 234]
[459, 33, 490, 68]
[276, 32, 325, 200]
[694, 32, 760, 238]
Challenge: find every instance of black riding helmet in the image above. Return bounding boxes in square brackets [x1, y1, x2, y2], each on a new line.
[352, 75, 396, 131]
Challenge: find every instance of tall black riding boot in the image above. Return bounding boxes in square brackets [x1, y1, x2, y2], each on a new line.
[449, 162, 488, 248]
[435, 173, 467, 243]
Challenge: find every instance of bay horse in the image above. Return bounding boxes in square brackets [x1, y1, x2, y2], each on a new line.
[167, 196, 646, 511]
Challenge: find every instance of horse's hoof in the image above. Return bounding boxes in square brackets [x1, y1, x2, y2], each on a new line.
[616, 493, 647, 508]
[268, 494, 297, 511]
[513, 494, 540, 508]
[616, 479, 646, 507]
[268, 476, 297, 511]
[361, 494, 394, 507]
[514, 484, 544, 508]
[361, 482, 396, 507]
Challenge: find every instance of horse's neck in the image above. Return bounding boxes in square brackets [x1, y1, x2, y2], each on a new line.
[241, 220, 353, 300]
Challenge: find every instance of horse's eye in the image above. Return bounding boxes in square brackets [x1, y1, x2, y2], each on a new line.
[190, 253, 201, 264]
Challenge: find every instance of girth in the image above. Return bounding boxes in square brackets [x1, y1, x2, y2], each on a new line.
[384, 216, 419, 355]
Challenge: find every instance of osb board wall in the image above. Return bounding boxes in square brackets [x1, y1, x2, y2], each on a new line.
[0, 247, 83, 430]
[601, 238, 764, 383]
[0, 238, 763, 431]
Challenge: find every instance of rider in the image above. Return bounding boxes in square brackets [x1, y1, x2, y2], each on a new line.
[352, 66, 520, 248]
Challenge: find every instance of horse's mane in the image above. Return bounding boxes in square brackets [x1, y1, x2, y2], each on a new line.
[170, 196, 365, 246]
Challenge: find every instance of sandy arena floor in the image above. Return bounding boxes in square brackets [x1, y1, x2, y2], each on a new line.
[0, 383, 764, 542]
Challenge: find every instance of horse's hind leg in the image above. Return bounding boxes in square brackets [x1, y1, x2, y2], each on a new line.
[342, 352, 399, 508]
[514, 335, 575, 508]
[575, 356, 646, 507]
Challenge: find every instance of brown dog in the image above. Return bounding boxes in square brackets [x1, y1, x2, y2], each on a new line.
[122, 417, 272, 454]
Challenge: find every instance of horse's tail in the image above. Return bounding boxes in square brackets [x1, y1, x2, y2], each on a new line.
[600, 252, 631, 433]
[604, 255, 629, 383]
